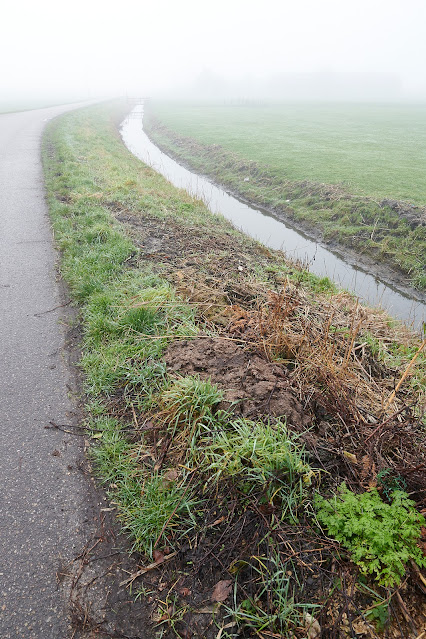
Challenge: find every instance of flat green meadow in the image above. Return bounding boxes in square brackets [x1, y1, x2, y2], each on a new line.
[146, 101, 426, 290]
[149, 101, 426, 204]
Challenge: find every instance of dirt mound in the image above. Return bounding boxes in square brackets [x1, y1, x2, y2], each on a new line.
[164, 336, 310, 431]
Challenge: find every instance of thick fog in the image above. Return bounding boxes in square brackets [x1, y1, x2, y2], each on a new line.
[1, 0, 426, 103]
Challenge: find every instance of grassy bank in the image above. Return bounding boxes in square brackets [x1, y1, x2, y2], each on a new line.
[43, 101, 426, 638]
[145, 101, 426, 291]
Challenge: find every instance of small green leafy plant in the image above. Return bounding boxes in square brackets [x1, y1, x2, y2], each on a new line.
[315, 483, 426, 586]
[376, 468, 407, 501]
[364, 601, 390, 632]
[358, 580, 391, 632]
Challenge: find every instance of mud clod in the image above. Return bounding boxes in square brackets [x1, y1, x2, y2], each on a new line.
[164, 337, 310, 430]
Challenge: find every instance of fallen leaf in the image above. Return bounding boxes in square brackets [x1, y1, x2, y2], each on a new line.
[164, 468, 179, 482]
[153, 549, 165, 563]
[208, 515, 226, 527]
[343, 451, 357, 464]
[179, 587, 191, 596]
[192, 604, 219, 614]
[360, 454, 373, 480]
[211, 579, 233, 603]
[151, 607, 171, 623]
[304, 612, 321, 639]
[258, 503, 275, 515]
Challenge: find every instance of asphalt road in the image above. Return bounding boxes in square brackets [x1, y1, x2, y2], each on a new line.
[0, 103, 98, 638]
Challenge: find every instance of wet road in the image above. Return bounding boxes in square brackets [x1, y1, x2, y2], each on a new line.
[0, 104, 95, 638]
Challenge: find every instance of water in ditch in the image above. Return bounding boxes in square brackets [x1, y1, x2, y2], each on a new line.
[121, 105, 425, 332]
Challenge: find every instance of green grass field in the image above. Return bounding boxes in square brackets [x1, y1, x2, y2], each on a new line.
[145, 101, 426, 290]
[149, 101, 426, 205]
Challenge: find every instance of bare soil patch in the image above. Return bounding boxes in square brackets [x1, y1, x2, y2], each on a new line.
[164, 337, 310, 430]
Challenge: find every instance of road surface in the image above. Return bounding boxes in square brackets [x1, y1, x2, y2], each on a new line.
[0, 103, 97, 638]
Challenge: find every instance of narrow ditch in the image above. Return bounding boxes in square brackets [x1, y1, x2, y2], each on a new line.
[120, 105, 425, 332]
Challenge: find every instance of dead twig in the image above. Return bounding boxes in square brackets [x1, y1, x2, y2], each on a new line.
[45, 420, 86, 436]
[34, 300, 71, 316]
[119, 552, 178, 587]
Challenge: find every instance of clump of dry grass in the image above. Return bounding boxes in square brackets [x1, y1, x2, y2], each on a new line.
[212, 278, 425, 508]
[225, 280, 424, 427]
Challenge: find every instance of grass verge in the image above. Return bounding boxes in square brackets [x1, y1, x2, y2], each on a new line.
[43, 101, 426, 638]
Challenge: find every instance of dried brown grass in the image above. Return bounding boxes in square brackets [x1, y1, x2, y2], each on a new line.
[224, 280, 424, 427]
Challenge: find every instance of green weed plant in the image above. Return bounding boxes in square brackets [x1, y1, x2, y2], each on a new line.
[315, 483, 426, 586]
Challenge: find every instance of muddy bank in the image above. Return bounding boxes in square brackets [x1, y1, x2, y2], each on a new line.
[225, 185, 425, 302]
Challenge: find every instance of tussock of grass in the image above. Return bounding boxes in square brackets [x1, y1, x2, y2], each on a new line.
[201, 418, 314, 522]
[160, 375, 224, 426]
[158, 375, 225, 456]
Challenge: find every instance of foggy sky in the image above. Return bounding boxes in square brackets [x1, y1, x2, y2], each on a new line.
[1, 0, 426, 101]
